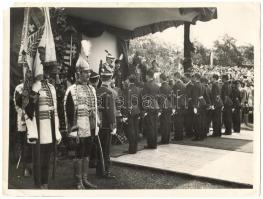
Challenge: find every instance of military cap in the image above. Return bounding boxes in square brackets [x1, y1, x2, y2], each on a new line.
[128, 74, 137, 83]
[222, 74, 229, 81]
[89, 70, 100, 84]
[232, 80, 240, 85]
[160, 73, 167, 81]
[105, 50, 115, 59]
[212, 74, 219, 80]
[90, 70, 100, 79]
[193, 73, 201, 80]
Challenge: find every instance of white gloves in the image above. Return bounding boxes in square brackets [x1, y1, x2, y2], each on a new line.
[56, 137, 61, 145]
[122, 117, 128, 122]
[95, 126, 99, 136]
[194, 108, 197, 114]
[111, 128, 117, 135]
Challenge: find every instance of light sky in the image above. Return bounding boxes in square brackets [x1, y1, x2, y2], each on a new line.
[154, 4, 259, 49]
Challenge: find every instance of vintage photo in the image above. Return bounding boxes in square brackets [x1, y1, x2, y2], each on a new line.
[3, 2, 260, 196]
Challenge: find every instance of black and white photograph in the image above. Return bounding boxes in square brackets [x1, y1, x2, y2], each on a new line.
[3, 2, 260, 196]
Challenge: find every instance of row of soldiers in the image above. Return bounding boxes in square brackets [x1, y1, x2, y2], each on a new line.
[114, 69, 244, 152]
[13, 41, 247, 189]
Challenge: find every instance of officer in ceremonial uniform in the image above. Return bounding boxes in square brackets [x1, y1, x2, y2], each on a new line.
[172, 72, 186, 141]
[201, 77, 212, 136]
[192, 73, 207, 141]
[184, 72, 194, 137]
[211, 74, 223, 137]
[88, 70, 101, 168]
[221, 74, 233, 135]
[99, 51, 115, 76]
[158, 73, 172, 144]
[64, 40, 98, 189]
[141, 69, 160, 149]
[231, 80, 241, 133]
[14, 82, 32, 177]
[20, 62, 62, 189]
[113, 59, 123, 89]
[96, 65, 117, 178]
[122, 75, 141, 153]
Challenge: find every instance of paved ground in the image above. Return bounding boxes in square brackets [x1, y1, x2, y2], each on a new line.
[111, 126, 254, 186]
[8, 125, 254, 189]
[8, 160, 249, 189]
[111, 144, 253, 185]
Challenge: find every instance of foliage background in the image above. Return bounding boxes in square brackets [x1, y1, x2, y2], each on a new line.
[128, 33, 254, 74]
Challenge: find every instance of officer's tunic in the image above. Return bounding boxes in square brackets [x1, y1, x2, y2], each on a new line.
[64, 84, 98, 138]
[141, 79, 160, 149]
[122, 83, 141, 153]
[211, 81, 223, 136]
[221, 82, 233, 134]
[96, 84, 116, 174]
[159, 81, 172, 144]
[173, 79, 186, 140]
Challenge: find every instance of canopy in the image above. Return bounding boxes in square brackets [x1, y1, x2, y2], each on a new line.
[65, 7, 217, 39]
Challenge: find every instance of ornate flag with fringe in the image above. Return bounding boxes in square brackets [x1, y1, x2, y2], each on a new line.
[18, 7, 57, 110]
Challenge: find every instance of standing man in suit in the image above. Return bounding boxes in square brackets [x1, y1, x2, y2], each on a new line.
[141, 69, 160, 149]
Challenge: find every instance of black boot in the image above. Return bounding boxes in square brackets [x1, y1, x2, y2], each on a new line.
[82, 158, 97, 189]
[74, 159, 85, 189]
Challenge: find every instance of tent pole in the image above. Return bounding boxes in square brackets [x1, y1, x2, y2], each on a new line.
[183, 22, 192, 73]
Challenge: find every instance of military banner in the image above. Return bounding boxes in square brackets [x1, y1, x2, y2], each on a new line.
[18, 7, 57, 109]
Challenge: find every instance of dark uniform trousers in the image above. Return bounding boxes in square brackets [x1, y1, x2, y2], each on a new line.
[184, 107, 194, 137]
[124, 114, 139, 153]
[199, 108, 207, 139]
[221, 83, 233, 135]
[144, 110, 158, 148]
[223, 107, 232, 134]
[160, 110, 172, 144]
[212, 108, 222, 136]
[232, 108, 241, 132]
[193, 110, 206, 139]
[173, 109, 184, 140]
[18, 131, 32, 167]
[231, 89, 241, 133]
[96, 129, 112, 175]
[32, 143, 52, 187]
[205, 110, 213, 134]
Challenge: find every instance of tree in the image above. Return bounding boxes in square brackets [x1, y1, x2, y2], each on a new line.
[213, 34, 243, 66]
[239, 44, 254, 65]
[128, 35, 183, 75]
[192, 40, 210, 66]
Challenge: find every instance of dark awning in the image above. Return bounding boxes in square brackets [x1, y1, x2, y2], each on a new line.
[64, 7, 217, 39]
